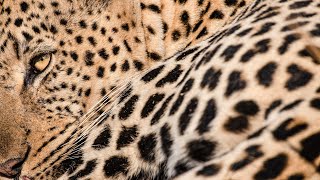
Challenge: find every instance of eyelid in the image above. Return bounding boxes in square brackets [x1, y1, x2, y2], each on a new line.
[30, 53, 52, 74]
[30, 51, 53, 65]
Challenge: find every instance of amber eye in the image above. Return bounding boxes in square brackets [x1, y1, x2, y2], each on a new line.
[30, 53, 52, 73]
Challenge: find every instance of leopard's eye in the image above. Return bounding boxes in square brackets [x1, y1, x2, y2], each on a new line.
[30, 53, 52, 74]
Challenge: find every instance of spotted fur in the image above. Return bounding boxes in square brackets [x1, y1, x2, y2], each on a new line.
[0, 0, 320, 179]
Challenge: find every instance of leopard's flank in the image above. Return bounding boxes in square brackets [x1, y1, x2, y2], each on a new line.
[0, 0, 320, 179]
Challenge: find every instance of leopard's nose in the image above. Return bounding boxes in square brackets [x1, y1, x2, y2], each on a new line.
[0, 158, 24, 178]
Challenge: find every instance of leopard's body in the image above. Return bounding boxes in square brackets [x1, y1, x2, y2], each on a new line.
[0, 0, 320, 179]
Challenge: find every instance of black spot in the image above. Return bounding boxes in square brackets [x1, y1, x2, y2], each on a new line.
[281, 21, 309, 32]
[38, 3, 46, 10]
[280, 99, 303, 112]
[148, 4, 161, 13]
[256, 62, 277, 87]
[193, 20, 203, 33]
[187, 139, 216, 162]
[278, 34, 300, 55]
[40, 23, 48, 31]
[160, 123, 173, 158]
[20, 2, 29, 12]
[141, 65, 164, 83]
[234, 100, 260, 116]
[110, 63, 117, 72]
[230, 145, 263, 171]
[176, 47, 199, 61]
[240, 39, 270, 62]
[119, 95, 139, 120]
[163, 23, 168, 35]
[116, 125, 139, 150]
[141, 93, 165, 118]
[224, 116, 249, 133]
[272, 118, 308, 141]
[225, 71, 246, 97]
[50, 25, 58, 34]
[92, 126, 111, 150]
[148, 52, 162, 61]
[225, 0, 238, 6]
[4, 7, 11, 15]
[119, 86, 133, 103]
[288, 174, 304, 180]
[97, 66, 105, 78]
[180, 11, 189, 25]
[253, 9, 280, 23]
[225, 24, 241, 36]
[285, 64, 313, 91]
[200, 68, 222, 91]
[101, 27, 106, 35]
[22, 32, 33, 41]
[70, 52, 78, 61]
[69, 160, 97, 179]
[174, 160, 194, 177]
[289, 0, 312, 9]
[265, 100, 282, 119]
[248, 126, 267, 139]
[210, 10, 224, 19]
[310, 98, 320, 110]
[83, 75, 90, 81]
[300, 132, 320, 162]
[14, 18, 23, 27]
[91, 22, 98, 30]
[112, 46, 120, 55]
[121, 60, 130, 72]
[121, 23, 129, 31]
[221, 44, 242, 61]
[100, 88, 106, 96]
[138, 133, 157, 162]
[195, 44, 221, 68]
[178, 0, 188, 4]
[172, 30, 181, 41]
[133, 60, 144, 71]
[112, 27, 118, 33]
[85, 51, 95, 66]
[67, 68, 73, 75]
[123, 40, 132, 52]
[252, 22, 275, 36]
[254, 154, 288, 180]
[310, 24, 320, 37]
[237, 27, 253, 37]
[88, 36, 97, 46]
[169, 78, 194, 116]
[147, 26, 155, 34]
[98, 49, 109, 60]
[75, 36, 83, 44]
[52, 150, 84, 178]
[60, 19, 68, 26]
[104, 156, 129, 177]
[156, 65, 183, 87]
[79, 20, 87, 28]
[179, 97, 198, 135]
[151, 94, 175, 125]
[197, 99, 217, 134]
[196, 27, 208, 39]
[196, 164, 221, 176]
[32, 26, 41, 34]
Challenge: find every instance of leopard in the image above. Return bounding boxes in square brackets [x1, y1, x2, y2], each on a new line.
[0, 0, 320, 179]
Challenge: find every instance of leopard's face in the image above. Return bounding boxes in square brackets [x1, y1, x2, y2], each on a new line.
[0, 0, 112, 178]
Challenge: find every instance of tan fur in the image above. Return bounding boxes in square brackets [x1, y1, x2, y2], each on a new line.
[0, 0, 319, 179]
